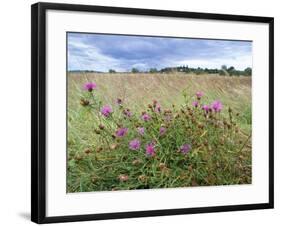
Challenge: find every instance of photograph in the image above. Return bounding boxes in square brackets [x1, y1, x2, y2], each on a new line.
[66, 32, 252, 193]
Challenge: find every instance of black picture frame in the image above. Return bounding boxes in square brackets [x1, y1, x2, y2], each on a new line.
[31, 2, 274, 224]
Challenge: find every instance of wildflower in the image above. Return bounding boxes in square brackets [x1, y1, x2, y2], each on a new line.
[80, 98, 89, 106]
[212, 100, 223, 112]
[202, 105, 210, 112]
[101, 105, 113, 117]
[118, 174, 129, 182]
[196, 91, 204, 99]
[137, 127, 145, 136]
[159, 127, 166, 136]
[180, 144, 191, 154]
[152, 101, 161, 113]
[116, 98, 122, 105]
[154, 104, 161, 113]
[129, 139, 141, 150]
[141, 113, 151, 121]
[83, 82, 97, 91]
[123, 108, 132, 118]
[192, 101, 199, 108]
[146, 143, 156, 156]
[115, 127, 128, 137]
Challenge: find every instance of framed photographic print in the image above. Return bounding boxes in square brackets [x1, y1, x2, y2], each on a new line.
[31, 2, 274, 224]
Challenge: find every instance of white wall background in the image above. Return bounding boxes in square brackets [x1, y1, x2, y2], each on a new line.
[0, 0, 279, 225]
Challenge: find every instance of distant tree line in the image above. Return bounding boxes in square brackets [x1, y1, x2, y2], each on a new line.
[70, 65, 252, 76]
[124, 65, 251, 76]
[157, 65, 252, 76]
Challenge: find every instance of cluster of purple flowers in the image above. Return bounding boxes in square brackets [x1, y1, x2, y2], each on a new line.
[128, 139, 157, 157]
[82, 83, 200, 157]
[201, 100, 223, 113]
[211, 100, 223, 112]
[192, 91, 223, 113]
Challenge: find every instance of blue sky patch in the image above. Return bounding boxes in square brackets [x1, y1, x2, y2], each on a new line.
[67, 33, 252, 72]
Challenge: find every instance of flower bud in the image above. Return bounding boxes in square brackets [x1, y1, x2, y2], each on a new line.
[84, 148, 91, 154]
[80, 99, 89, 106]
[99, 124, 105, 130]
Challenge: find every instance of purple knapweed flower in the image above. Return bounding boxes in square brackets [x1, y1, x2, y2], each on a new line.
[101, 105, 113, 117]
[159, 127, 166, 136]
[115, 127, 128, 137]
[145, 143, 156, 156]
[196, 91, 204, 99]
[116, 98, 122, 105]
[202, 105, 210, 112]
[129, 139, 141, 150]
[192, 101, 199, 107]
[137, 127, 145, 136]
[123, 109, 132, 118]
[154, 102, 161, 113]
[83, 82, 97, 91]
[180, 144, 191, 154]
[141, 113, 151, 121]
[211, 100, 223, 112]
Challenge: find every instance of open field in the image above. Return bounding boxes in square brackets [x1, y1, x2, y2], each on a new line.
[67, 72, 252, 193]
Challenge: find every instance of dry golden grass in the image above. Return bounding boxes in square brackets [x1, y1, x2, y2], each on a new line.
[68, 72, 251, 114]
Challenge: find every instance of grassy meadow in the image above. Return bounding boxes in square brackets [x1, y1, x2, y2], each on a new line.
[67, 72, 252, 193]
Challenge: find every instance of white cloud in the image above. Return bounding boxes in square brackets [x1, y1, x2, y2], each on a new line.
[68, 38, 125, 72]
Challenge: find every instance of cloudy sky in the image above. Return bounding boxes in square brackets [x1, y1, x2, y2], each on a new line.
[67, 32, 252, 72]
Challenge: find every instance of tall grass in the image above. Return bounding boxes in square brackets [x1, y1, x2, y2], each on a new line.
[67, 73, 251, 193]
